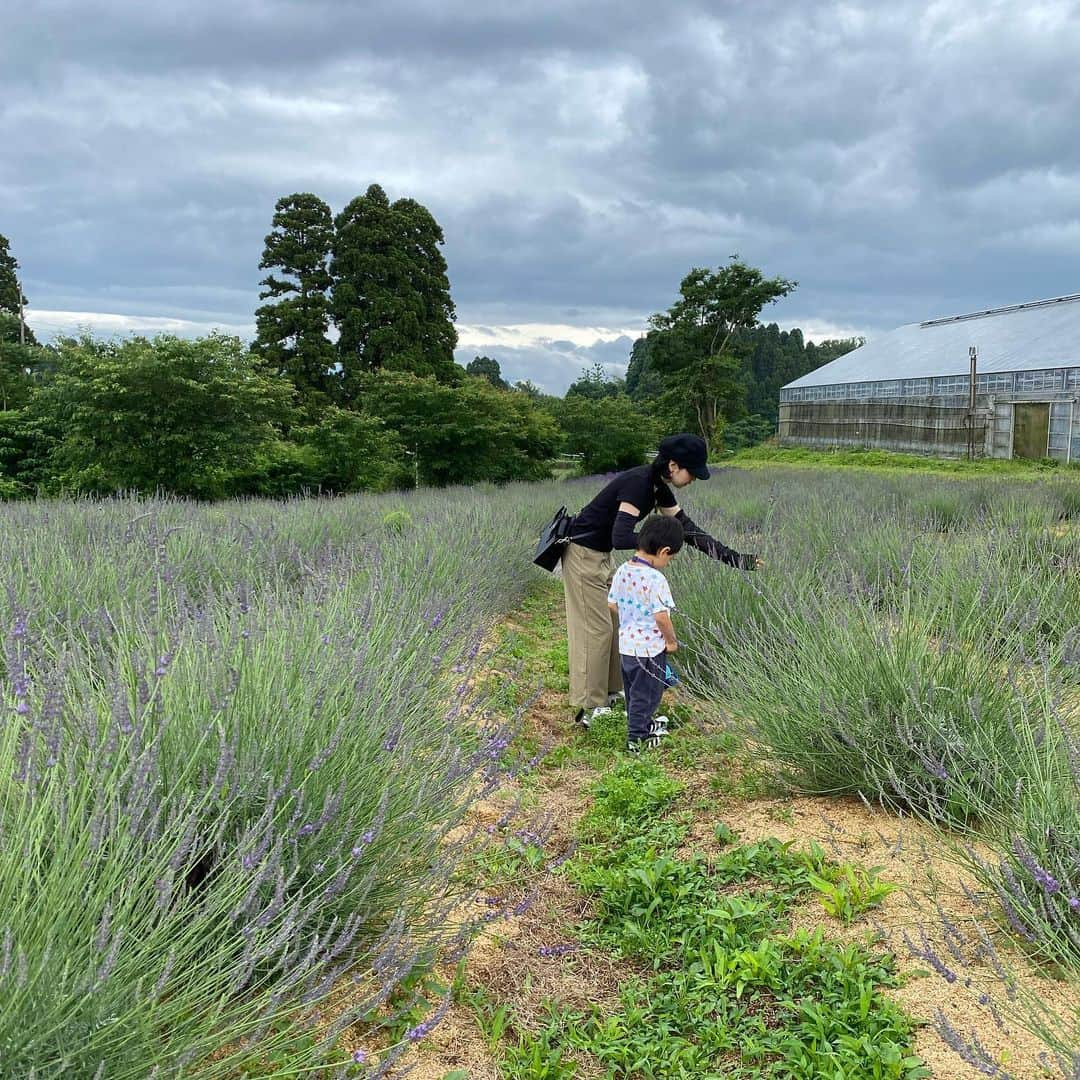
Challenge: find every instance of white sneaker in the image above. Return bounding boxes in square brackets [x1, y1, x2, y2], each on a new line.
[574, 705, 613, 728]
[650, 716, 670, 737]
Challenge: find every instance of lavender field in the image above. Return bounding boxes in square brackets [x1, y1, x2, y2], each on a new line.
[1, 467, 1077, 1077]
[0, 488, 552, 1077]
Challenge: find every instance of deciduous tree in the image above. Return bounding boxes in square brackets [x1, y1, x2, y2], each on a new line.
[31, 334, 294, 498]
[554, 393, 658, 475]
[565, 362, 626, 401]
[647, 258, 796, 449]
[363, 372, 558, 486]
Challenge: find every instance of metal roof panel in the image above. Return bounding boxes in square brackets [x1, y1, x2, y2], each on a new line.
[785, 293, 1080, 388]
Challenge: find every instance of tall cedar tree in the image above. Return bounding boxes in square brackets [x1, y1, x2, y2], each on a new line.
[0, 234, 37, 345]
[253, 194, 337, 409]
[331, 184, 458, 400]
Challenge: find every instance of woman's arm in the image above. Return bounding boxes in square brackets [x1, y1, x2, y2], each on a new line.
[674, 508, 760, 570]
[612, 501, 641, 549]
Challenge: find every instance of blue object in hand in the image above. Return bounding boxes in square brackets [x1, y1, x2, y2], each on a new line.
[663, 661, 680, 687]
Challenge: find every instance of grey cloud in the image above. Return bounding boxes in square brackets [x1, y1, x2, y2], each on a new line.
[6, 1, 1080, 389]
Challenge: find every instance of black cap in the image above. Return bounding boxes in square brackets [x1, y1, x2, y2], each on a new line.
[658, 433, 710, 479]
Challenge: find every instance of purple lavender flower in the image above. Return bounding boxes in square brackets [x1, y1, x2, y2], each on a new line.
[1032, 866, 1061, 895]
[350, 830, 375, 858]
[538, 943, 577, 958]
[405, 994, 451, 1042]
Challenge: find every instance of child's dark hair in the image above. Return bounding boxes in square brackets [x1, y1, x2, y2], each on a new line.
[638, 515, 684, 555]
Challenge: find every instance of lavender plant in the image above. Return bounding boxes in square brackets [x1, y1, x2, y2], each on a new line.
[0, 484, 562, 1075]
[670, 466, 1079, 968]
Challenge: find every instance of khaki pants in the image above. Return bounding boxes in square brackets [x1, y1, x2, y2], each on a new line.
[562, 542, 622, 711]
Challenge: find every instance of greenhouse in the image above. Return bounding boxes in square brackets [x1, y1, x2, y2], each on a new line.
[779, 293, 1080, 461]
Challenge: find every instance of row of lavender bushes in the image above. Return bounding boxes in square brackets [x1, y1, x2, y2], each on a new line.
[0, 485, 559, 1077]
[671, 470, 1078, 973]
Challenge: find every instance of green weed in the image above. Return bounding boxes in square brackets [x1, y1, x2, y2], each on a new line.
[808, 863, 898, 922]
[510, 758, 931, 1079]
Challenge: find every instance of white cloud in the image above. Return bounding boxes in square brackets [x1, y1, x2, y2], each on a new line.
[456, 322, 645, 349]
[26, 309, 255, 339]
[792, 320, 870, 343]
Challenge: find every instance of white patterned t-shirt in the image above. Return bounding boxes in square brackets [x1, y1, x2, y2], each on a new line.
[607, 557, 675, 657]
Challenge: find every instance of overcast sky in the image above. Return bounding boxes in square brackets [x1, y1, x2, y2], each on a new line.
[4, 1, 1080, 392]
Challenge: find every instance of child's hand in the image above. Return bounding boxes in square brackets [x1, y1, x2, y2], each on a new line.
[666, 641, 678, 653]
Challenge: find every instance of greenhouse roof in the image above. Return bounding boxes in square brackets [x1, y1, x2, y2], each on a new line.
[785, 292, 1080, 388]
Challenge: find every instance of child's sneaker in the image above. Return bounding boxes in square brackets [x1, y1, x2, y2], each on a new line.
[626, 734, 664, 753]
[650, 716, 670, 737]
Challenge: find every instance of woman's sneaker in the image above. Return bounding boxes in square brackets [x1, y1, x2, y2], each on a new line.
[574, 705, 613, 729]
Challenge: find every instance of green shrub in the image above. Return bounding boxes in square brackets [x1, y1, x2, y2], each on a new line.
[383, 509, 413, 534]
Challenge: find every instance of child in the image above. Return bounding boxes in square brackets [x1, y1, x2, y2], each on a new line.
[607, 516, 684, 753]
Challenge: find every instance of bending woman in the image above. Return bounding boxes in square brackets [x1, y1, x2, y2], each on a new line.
[562, 433, 759, 726]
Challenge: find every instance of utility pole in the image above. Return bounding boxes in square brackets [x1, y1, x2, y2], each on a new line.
[968, 346, 977, 460]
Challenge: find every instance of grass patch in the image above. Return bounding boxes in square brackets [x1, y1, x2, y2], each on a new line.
[729, 445, 1079, 476]
[467, 749, 925, 1079]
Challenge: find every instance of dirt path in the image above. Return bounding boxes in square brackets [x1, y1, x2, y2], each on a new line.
[394, 586, 1075, 1080]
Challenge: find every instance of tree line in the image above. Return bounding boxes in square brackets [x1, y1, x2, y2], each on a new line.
[510, 261, 860, 473]
[0, 199, 859, 499]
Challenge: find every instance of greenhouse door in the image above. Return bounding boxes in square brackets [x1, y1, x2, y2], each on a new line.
[1012, 403, 1050, 459]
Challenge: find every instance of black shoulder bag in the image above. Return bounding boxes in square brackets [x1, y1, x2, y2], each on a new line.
[533, 506, 574, 572]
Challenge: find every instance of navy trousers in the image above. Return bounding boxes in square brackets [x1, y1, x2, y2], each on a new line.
[620, 651, 667, 741]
